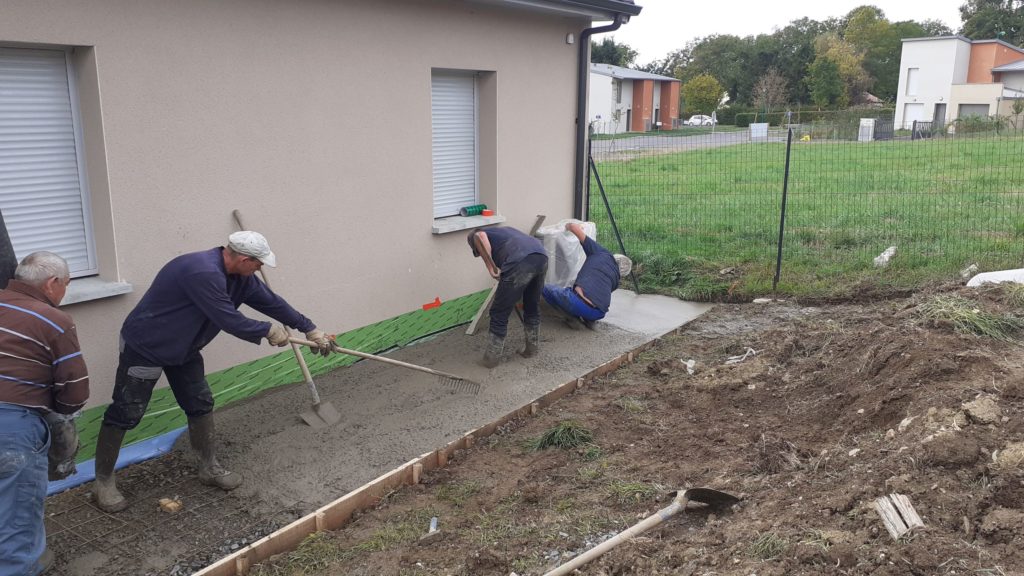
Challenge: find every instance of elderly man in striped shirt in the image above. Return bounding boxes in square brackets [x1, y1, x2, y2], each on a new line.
[0, 251, 89, 576]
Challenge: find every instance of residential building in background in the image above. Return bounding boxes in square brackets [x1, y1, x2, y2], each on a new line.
[588, 63, 680, 133]
[895, 35, 1024, 129]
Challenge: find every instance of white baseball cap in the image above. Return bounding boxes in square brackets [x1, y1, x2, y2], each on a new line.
[228, 231, 277, 267]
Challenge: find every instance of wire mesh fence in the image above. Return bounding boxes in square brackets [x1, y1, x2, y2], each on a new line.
[586, 111, 1024, 299]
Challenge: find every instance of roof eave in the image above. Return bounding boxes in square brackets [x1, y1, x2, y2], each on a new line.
[484, 0, 641, 20]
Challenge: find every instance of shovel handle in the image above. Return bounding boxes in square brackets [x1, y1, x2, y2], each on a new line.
[232, 209, 319, 402]
[288, 337, 471, 382]
[542, 493, 688, 576]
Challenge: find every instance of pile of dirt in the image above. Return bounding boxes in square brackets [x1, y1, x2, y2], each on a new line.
[254, 287, 1024, 575]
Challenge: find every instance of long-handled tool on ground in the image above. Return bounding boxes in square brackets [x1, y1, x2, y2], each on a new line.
[542, 488, 739, 576]
[289, 337, 482, 395]
[231, 209, 342, 429]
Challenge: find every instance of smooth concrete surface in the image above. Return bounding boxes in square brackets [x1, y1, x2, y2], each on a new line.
[603, 290, 714, 337]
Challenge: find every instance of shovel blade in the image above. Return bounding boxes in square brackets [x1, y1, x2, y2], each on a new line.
[680, 488, 740, 508]
[299, 401, 342, 428]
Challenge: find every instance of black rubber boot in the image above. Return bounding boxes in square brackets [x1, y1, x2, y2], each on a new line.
[482, 332, 505, 368]
[188, 414, 242, 491]
[93, 424, 128, 512]
[520, 323, 540, 358]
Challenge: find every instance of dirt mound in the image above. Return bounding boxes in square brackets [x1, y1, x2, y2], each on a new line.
[254, 288, 1024, 575]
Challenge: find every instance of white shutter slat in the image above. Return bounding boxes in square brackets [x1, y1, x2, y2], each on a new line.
[431, 73, 478, 218]
[0, 47, 93, 274]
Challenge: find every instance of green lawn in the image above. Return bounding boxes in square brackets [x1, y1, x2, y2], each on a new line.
[589, 135, 1024, 300]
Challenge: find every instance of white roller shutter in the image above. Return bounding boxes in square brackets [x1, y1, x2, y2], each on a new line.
[432, 72, 478, 219]
[0, 47, 96, 276]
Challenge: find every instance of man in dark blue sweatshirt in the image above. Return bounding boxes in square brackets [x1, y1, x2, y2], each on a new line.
[467, 226, 548, 367]
[91, 231, 334, 512]
[542, 222, 631, 328]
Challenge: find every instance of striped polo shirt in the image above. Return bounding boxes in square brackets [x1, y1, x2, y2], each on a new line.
[0, 280, 89, 414]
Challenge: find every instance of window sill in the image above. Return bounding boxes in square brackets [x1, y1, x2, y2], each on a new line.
[62, 277, 134, 306]
[432, 214, 506, 235]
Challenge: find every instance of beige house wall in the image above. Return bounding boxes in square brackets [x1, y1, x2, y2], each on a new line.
[0, 0, 590, 408]
[949, 83, 1004, 118]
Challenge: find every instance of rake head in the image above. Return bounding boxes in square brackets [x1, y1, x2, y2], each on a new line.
[439, 375, 482, 395]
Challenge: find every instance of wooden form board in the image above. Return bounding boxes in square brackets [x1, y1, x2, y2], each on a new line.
[195, 337, 658, 576]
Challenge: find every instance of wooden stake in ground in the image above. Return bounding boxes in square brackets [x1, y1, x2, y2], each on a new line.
[874, 493, 924, 540]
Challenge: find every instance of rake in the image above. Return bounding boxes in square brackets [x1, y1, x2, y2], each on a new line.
[288, 337, 482, 395]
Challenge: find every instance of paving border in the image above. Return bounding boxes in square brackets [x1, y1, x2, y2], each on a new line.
[194, 337, 663, 576]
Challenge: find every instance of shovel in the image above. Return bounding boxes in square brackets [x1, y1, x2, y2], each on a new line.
[231, 209, 341, 428]
[542, 487, 739, 576]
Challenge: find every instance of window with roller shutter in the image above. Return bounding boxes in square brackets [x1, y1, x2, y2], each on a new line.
[0, 46, 96, 276]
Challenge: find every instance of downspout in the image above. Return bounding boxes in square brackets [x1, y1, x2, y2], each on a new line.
[574, 15, 628, 220]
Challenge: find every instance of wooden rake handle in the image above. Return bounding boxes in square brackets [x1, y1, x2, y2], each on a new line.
[288, 337, 473, 383]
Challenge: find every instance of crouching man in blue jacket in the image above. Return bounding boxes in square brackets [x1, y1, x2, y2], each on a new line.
[542, 222, 632, 329]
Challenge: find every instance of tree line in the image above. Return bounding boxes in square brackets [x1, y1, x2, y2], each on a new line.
[592, 2, 1024, 114]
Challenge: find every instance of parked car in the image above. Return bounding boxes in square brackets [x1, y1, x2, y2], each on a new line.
[684, 114, 716, 126]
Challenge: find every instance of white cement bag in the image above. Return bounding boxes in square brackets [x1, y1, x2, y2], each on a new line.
[966, 268, 1024, 287]
[535, 219, 597, 287]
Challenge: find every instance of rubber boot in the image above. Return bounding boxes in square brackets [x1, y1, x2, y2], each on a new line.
[482, 332, 505, 368]
[188, 414, 243, 491]
[520, 323, 540, 358]
[92, 424, 128, 513]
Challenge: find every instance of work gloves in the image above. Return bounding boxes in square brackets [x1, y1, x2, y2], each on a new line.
[44, 411, 80, 481]
[266, 324, 289, 346]
[305, 329, 334, 357]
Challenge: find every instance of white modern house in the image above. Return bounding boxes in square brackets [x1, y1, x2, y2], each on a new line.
[588, 63, 679, 133]
[895, 35, 1024, 128]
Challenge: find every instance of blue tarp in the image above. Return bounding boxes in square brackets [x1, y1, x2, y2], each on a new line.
[47, 427, 186, 496]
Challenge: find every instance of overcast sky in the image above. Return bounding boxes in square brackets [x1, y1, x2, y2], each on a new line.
[605, 0, 966, 65]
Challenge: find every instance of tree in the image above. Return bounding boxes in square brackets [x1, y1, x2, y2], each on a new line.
[809, 57, 845, 108]
[682, 35, 756, 104]
[682, 74, 725, 115]
[753, 67, 789, 113]
[815, 33, 872, 103]
[960, 0, 1024, 46]
[638, 47, 690, 77]
[590, 36, 638, 67]
[773, 17, 839, 104]
[919, 19, 954, 36]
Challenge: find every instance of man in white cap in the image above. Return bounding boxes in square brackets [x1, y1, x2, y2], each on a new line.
[91, 231, 334, 512]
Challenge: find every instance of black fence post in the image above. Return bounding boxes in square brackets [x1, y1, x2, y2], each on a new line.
[589, 152, 641, 294]
[772, 128, 794, 292]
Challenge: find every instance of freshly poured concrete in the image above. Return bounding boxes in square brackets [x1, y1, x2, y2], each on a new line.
[194, 291, 712, 514]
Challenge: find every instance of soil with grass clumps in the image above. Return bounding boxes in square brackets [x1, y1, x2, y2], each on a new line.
[252, 285, 1024, 576]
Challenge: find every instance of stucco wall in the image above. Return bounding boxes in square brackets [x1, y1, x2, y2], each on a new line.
[588, 73, 614, 131]
[895, 37, 971, 127]
[0, 0, 590, 409]
[950, 83, 1003, 118]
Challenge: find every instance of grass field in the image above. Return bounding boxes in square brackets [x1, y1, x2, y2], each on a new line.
[588, 134, 1024, 300]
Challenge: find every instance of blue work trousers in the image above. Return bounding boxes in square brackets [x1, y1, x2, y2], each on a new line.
[0, 402, 50, 576]
[542, 285, 606, 322]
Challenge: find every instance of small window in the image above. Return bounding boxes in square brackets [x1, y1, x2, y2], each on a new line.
[0, 47, 97, 276]
[431, 71, 478, 219]
[614, 79, 622, 104]
[905, 67, 919, 96]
